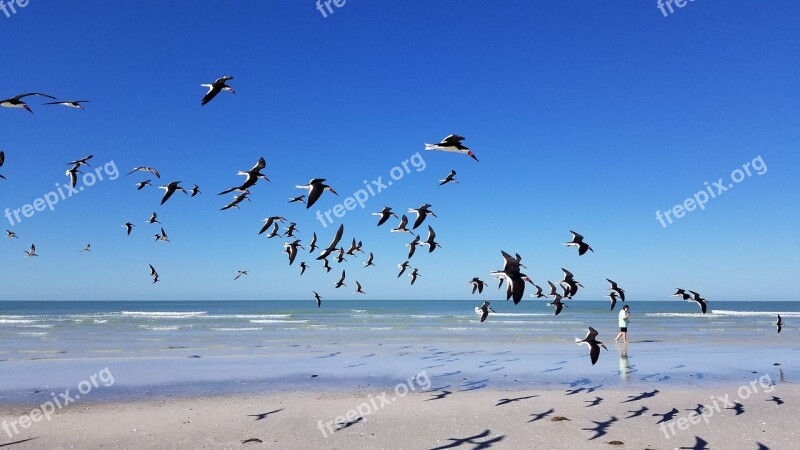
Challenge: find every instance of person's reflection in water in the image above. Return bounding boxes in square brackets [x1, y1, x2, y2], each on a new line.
[618, 343, 631, 382]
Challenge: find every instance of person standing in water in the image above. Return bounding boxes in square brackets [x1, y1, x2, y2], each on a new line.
[615, 305, 631, 343]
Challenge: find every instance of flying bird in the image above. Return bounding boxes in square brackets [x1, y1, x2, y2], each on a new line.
[123, 222, 135, 235]
[346, 239, 364, 256]
[149, 264, 159, 284]
[575, 327, 608, 365]
[364, 252, 375, 267]
[438, 170, 459, 186]
[126, 167, 161, 178]
[672, 288, 692, 300]
[373, 207, 398, 226]
[564, 231, 594, 256]
[687, 290, 709, 314]
[607, 292, 619, 311]
[776, 314, 782, 333]
[146, 212, 161, 224]
[6, 230, 18, 239]
[190, 184, 201, 197]
[299, 262, 309, 275]
[422, 225, 440, 252]
[220, 191, 251, 211]
[334, 270, 346, 288]
[284, 222, 299, 238]
[136, 180, 153, 190]
[409, 204, 437, 229]
[44, 100, 90, 110]
[66, 164, 82, 188]
[490, 250, 528, 305]
[79, 244, 91, 253]
[218, 157, 268, 195]
[397, 261, 410, 278]
[283, 240, 304, 265]
[391, 215, 415, 234]
[288, 195, 306, 204]
[316, 224, 344, 260]
[424, 134, 479, 161]
[296, 179, 338, 209]
[67, 155, 93, 167]
[476, 301, 494, 322]
[313, 291, 322, 308]
[1, 93, 56, 113]
[234, 270, 248, 280]
[259, 216, 286, 235]
[0, 151, 5, 179]
[265, 223, 280, 238]
[355, 281, 366, 295]
[469, 277, 488, 294]
[407, 235, 421, 259]
[321, 258, 333, 273]
[606, 279, 626, 301]
[154, 227, 170, 243]
[409, 268, 421, 285]
[159, 181, 187, 205]
[24, 244, 38, 257]
[201, 75, 235, 106]
[530, 284, 547, 299]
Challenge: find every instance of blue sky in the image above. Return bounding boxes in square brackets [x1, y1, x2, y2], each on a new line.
[1, 0, 798, 301]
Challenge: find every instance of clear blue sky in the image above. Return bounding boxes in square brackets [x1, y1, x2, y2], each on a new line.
[1, 1, 798, 301]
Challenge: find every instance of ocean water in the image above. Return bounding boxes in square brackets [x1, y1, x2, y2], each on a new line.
[1, 300, 798, 404]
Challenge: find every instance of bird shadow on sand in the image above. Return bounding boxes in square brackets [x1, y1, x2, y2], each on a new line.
[756, 443, 770, 450]
[434, 371, 462, 378]
[581, 416, 617, 440]
[459, 379, 489, 392]
[346, 363, 366, 368]
[527, 408, 555, 422]
[563, 377, 591, 388]
[624, 406, 649, 418]
[429, 429, 505, 450]
[495, 394, 538, 406]
[652, 408, 679, 424]
[767, 396, 783, 405]
[540, 366, 563, 373]
[621, 389, 659, 403]
[679, 436, 710, 449]
[426, 389, 453, 401]
[247, 408, 283, 421]
[335, 416, 363, 432]
[725, 402, 745, 416]
[584, 397, 603, 408]
[0, 438, 38, 448]
[314, 352, 341, 359]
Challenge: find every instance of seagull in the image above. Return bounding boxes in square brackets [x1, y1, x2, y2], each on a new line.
[0, 151, 5, 179]
[24, 244, 38, 257]
[296, 179, 338, 209]
[672, 288, 692, 300]
[265, 222, 280, 238]
[476, 301, 494, 322]
[44, 100, 90, 110]
[424, 134, 479, 161]
[288, 195, 306, 204]
[234, 270, 248, 280]
[575, 327, 608, 366]
[284, 240, 304, 265]
[159, 181, 187, 205]
[321, 258, 333, 273]
[299, 262, 309, 275]
[136, 180, 153, 190]
[67, 155, 93, 167]
[422, 225, 441, 252]
[79, 244, 91, 253]
[6, 230, 18, 239]
[149, 264, 159, 284]
[66, 164, 82, 188]
[438, 170, 459, 186]
[364, 252, 375, 267]
[201, 75, 235, 106]
[409, 204, 437, 230]
[190, 184, 201, 197]
[776, 315, 782, 333]
[316, 225, 344, 261]
[469, 277, 488, 294]
[146, 212, 161, 224]
[1, 93, 56, 113]
[409, 268, 421, 285]
[335, 270, 346, 288]
[606, 279, 626, 301]
[391, 215, 415, 234]
[607, 292, 619, 311]
[126, 167, 161, 178]
[687, 290, 709, 314]
[123, 222, 135, 235]
[407, 235, 421, 259]
[397, 261, 410, 278]
[564, 230, 594, 256]
[355, 281, 366, 295]
[309, 232, 318, 252]
[259, 217, 286, 235]
[313, 291, 322, 308]
[220, 191, 251, 210]
[530, 284, 547, 299]
[373, 207, 398, 226]
[218, 157, 268, 195]
[284, 222, 299, 238]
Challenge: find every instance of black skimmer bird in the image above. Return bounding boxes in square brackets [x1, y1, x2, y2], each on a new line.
[1, 93, 56, 113]
[0, 151, 5, 180]
[575, 327, 608, 366]
[335, 247, 347, 264]
[422, 226, 441, 252]
[309, 232, 318, 252]
[672, 288, 692, 300]
[335, 270, 346, 288]
[159, 181, 187, 205]
[220, 191, 250, 210]
[438, 170, 458, 186]
[296, 179, 338, 209]
[425, 134, 479, 161]
[407, 235, 421, 259]
[146, 212, 161, 224]
[219, 157, 268, 195]
[345, 239, 363, 256]
[265, 223, 280, 238]
[24, 244, 38, 257]
[606, 279, 626, 301]
[409, 204, 437, 229]
[687, 291, 709, 314]
[548, 296, 568, 316]
[776, 315, 782, 334]
[364, 252, 375, 267]
[530, 284, 547, 299]
[201, 75, 235, 106]
[313, 291, 322, 308]
[289, 195, 306, 204]
[316, 224, 344, 261]
[66, 164, 82, 188]
[391, 215, 415, 234]
[126, 167, 161, 178]
[149, 264, 159, 284]
[190, 184, 201, 197]
[44, 100, 90, 110]
[607, 292, 619, 311]
[373, 207, 398, 226]
[490, 251, 528, 305]
[469, 277, 488, 294]
[154, 227, 170, 243]
[284, 240, 304, 265]
[409, 268, 421, 285]
[355, 281, 366, 295]
[476, 301, 494, 322]
[6, 230, 18, 239]
[123, 222, 135, 235]
[79, 244, 91, 253]
[299, 262, 308, 275]
[259, 217, 286, 235]
[321, 258, 333, 273]
[564, 231, 593, 255]
[67, 155, 93, 167]
[397, 261, 410, 278]
[284, 222, 299, 238]
[136, 180, 153, 190]
[560, 268, 582, 299]
[234, 270, 248, 280]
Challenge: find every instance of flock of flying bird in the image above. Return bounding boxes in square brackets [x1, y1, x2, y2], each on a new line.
[1, 76, 786, 367]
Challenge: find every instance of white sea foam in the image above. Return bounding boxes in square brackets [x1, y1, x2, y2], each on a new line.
[211, 327, 263, 331]
[0, 319, 37, 324]
[249, 319, 309, 324]
[138, 325, 181, 331]
[122, 311, 207, 318]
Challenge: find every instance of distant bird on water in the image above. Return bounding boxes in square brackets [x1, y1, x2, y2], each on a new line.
[201, 75, 235, 106]
[425, 134, 479, 161]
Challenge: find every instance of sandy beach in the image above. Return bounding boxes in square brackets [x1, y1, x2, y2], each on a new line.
[2, 384, 797, 449]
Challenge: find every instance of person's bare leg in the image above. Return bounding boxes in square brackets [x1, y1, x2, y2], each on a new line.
[622, 332, 628, 344]
[614, 332, 623, 342]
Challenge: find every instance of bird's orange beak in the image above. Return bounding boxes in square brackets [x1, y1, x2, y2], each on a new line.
[468, 151, 479, 162]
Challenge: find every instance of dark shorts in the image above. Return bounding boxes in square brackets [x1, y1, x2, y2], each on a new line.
[619, 327, 628, 332]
